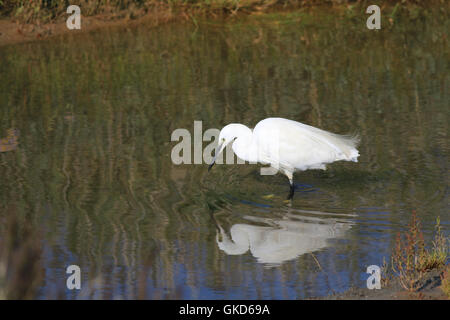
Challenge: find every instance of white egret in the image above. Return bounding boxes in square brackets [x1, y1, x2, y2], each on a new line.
[208, 117, 360, 199]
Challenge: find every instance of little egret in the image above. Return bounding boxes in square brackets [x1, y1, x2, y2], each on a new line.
[208, 117, 360, 199]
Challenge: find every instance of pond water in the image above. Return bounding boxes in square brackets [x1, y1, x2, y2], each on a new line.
[0, 8, 448, 299]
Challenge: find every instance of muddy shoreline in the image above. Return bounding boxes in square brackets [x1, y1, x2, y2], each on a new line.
[313, 268, 448, 300]
[1, 2, 445, 47]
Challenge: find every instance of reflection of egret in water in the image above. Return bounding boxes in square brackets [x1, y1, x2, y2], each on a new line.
[216, 209, 354, 265]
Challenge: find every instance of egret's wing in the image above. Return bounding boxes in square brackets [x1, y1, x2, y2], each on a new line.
[253, 118, 359, 171]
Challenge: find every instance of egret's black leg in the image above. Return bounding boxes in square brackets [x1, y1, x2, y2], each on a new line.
[284, 170, 295, 200]
[287, 184, 295, 200]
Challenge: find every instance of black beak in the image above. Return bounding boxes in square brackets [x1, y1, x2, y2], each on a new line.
[208, 141, 225, 172]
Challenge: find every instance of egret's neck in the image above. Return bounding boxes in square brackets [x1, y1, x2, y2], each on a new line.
[217, 226, 249, 255]
[231, 125, 258, 163]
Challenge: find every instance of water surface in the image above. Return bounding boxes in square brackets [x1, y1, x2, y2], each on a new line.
[0, 8, 448, 299]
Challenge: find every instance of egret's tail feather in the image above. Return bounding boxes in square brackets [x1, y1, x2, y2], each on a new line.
[337, 132, 360, 148]
[329, 132, 360, 162]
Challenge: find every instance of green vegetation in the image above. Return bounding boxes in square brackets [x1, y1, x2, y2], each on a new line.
[0, 0, 448, 23]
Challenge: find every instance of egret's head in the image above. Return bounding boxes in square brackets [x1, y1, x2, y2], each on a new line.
[218, 124, 242, 147]
[208, 124, 243, 171]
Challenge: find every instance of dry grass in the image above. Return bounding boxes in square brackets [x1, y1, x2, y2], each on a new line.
[1, 0, 282, 23]
[1, 0, 447, 23]
[391, 212, 448, 291]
